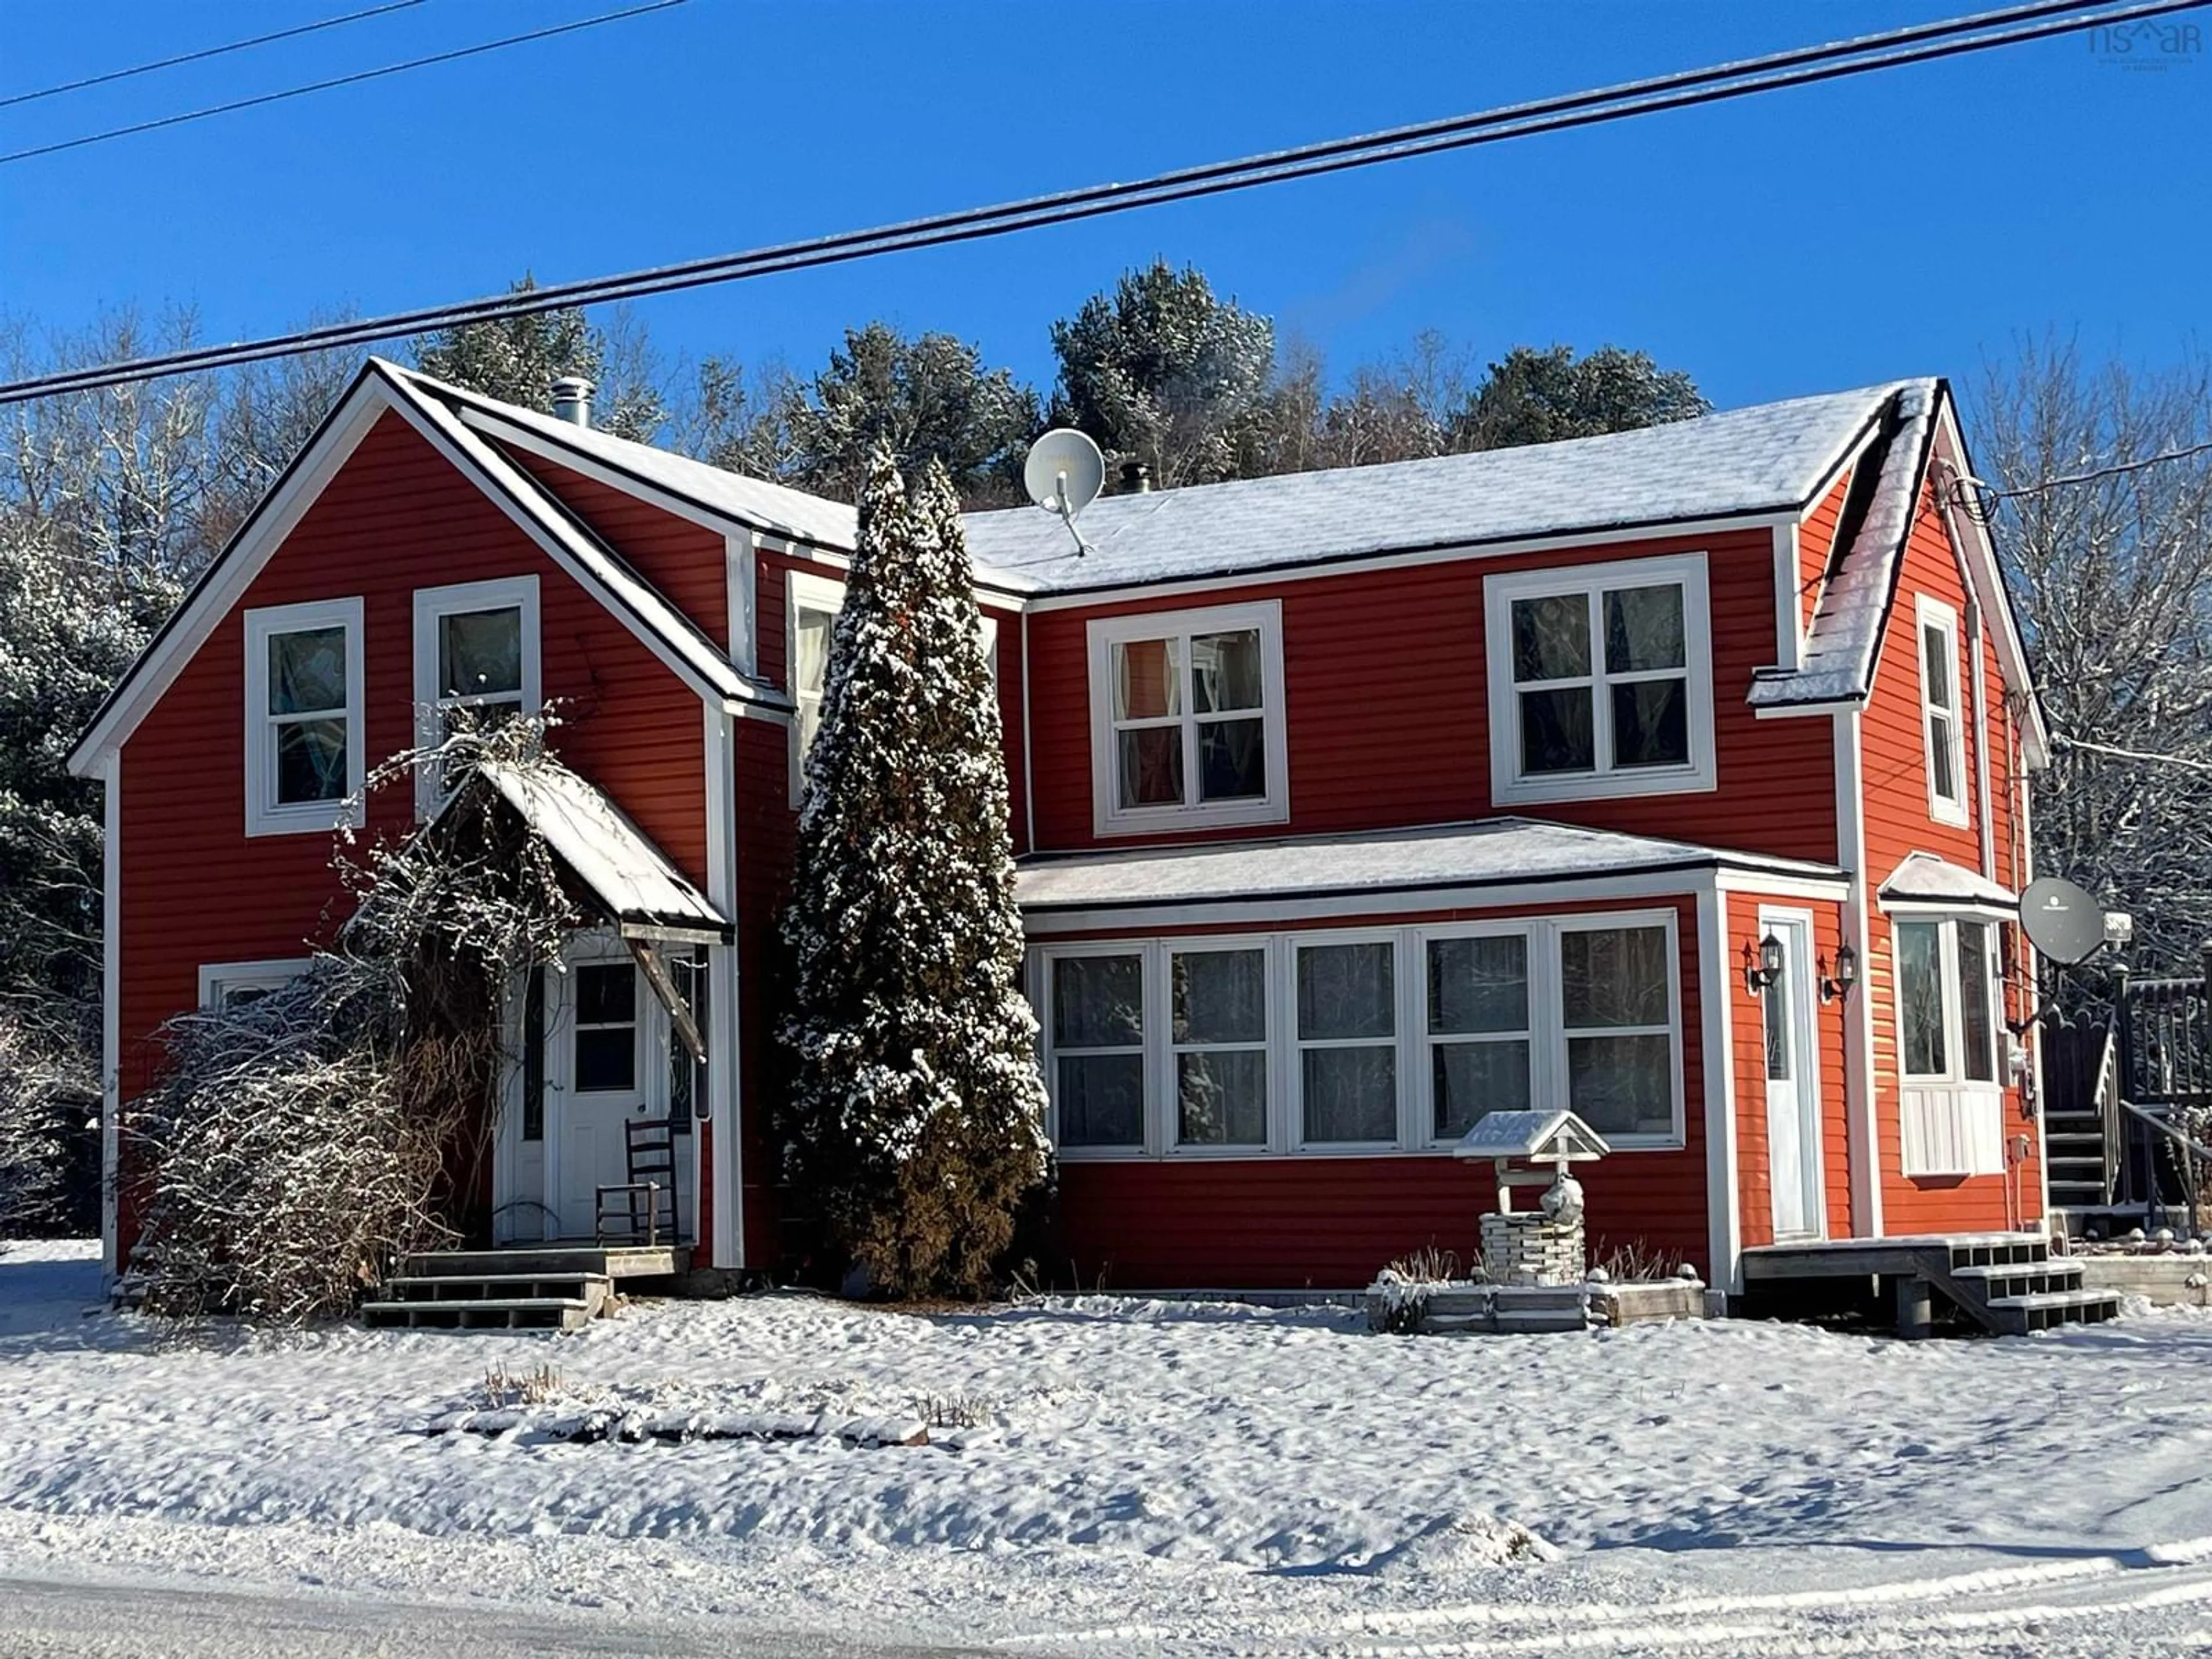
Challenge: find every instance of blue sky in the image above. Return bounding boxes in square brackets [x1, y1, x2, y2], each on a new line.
[1, 1, 2206, 413]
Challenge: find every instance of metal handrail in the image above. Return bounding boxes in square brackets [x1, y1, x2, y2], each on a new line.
[2118, 1096, 2208, 1236]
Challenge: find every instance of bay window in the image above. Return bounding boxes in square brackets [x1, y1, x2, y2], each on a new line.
[1895, 914, 2006, 1176]
[1484, 555, 1714, 805]
[1086, 601, 1289, 836]
[243, 596, 364, 836]
[1918, 597, 1968, 825]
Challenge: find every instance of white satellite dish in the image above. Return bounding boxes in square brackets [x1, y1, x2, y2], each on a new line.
[1023, 429, 1104, 556]
[2020, 876, 2111, 967]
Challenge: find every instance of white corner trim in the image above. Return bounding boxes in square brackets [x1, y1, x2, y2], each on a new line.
[99, 751, 120, 1283]
[1483, 551, 1718, 807]
[1696, 888, 1741, 1293]
[702, 703, 743, 1270]
[1915, 594, 1970, 829]
[196, 957, 315, 1007]
[726, 531, 760, 679]
[411, 574, 543, 819]
[241, 595, 366, 839]
[1084, 599, 1290, 839]
[1834, 708, 1883, 1237]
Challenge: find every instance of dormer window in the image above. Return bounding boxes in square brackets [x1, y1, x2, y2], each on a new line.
[1086, 601, 1289, 836]
[1484, 554, 1715, 805]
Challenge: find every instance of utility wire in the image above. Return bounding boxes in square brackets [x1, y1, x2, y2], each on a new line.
[1986, 437, 2212, 497]
[3, 0, 2202, 405]
[0, 0, 688, 166]
[0, 1, 428, 112]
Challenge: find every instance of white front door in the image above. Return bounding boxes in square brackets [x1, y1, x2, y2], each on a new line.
[1762, 915, 1825, 1241]
[547, 949, 652, 1240]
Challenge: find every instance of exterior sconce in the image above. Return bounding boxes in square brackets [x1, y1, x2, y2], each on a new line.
[1744, 932, 1784, 996]
[1819, 943, 1859, 1005]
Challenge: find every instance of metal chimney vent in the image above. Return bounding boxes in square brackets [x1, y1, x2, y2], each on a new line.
[550, 376, 595, 428]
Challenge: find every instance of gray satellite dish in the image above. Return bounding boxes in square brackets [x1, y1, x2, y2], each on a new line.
[2020, 876, 2108, 967]
[1024, 429, 1104, 555]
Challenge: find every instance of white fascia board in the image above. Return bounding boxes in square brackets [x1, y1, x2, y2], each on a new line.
[1930, 396, 2048, 766]
[455, 404, 774, 544]
[1752, 698, 1867, 720]
[1017, 512, 1801, 614]
[1711, 869, 1854, 902]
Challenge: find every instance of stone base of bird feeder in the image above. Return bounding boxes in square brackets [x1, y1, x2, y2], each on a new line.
[1481, 1211, 1586, 1287]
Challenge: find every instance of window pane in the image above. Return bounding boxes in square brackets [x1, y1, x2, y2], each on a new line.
[1959, 921, 1997, 1082]
[1922, 623, 1955, 710]
[1433, 1039, 1531, 1139]
[1052, 955, 1143, 1048]
[268, 626, 347, 715]
[274, 717, 349, 803]
[1301, 1048, 1396, 1142]
[1298, 942, 1395, 1040]
[1113, 637, 1181, 719]
[795, 605, 835, 701]
[1604, 585, 1686, 673]
[1191, 630, 1264, 713]
[577, 964, 635, 1025]
[1511, 594, 1590, 681]
[1173, 950, 1266, 1044]
[1610, 680, 1690, 768]
[1561, 927, 1671, 1028]
[1117, 726, 1184, 808]
[1058, 1054, 1144, 1146]
[575, 1027, 635, 1092]
[1427, 935, 1528, 1034]
[1929, 711, 1959, 801]
[1520, 687, 1596, 774]
[1764, 954, 1794, 1082]
[1898, 921, 1946, 1075]
[1196, 717, 1267, 802]
[1568, 1033, 1674, 1137]
[439, 607, 523, 699]
[797, 696, 824, 760]
[1177, 1051, 1267, 1146]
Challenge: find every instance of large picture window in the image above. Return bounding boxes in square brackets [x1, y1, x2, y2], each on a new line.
[1917, 597, 1968, 825]
[413, 575, 541, 816]
[1484, 555, 1714, 805]
[243, 596, 364, 836]
[1086, 602, 1289, 836]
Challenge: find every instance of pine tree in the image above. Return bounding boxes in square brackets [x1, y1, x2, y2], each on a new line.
[411, 276, 665, 440]
[777, 450, 1048, 1298]
[1448, 344, 1709, 452]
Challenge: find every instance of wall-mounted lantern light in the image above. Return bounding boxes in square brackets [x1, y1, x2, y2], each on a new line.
[1744, 932, 1784, 997]
[1819, 943, 1859, 1005]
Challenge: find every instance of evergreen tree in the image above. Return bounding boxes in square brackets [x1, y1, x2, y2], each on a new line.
[1449, 344, 1708, 452]
[1048, 260, 1276, 488]
[411, 276, 665, 440]
[777, 450, 1048, 1298]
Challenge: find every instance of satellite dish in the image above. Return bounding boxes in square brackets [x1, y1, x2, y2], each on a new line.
[2020, 876, 2109, 967]
[1023, 429, 1104, 555]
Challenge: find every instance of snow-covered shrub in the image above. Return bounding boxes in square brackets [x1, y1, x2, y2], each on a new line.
[778, 453, 1049, 1301]
[127, 717, 579, 1321]
[0, 1006, 99, 1238]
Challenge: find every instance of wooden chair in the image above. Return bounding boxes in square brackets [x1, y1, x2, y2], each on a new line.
[595, 1117, 680, 1245]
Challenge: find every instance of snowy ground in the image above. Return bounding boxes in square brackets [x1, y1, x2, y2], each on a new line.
[8, 1240, 2212, 1656]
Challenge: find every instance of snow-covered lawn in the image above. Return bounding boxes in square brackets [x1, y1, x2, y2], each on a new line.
[9, 1238, 2212, 1655]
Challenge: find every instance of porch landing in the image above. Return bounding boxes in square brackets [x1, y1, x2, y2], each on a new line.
[360, 1243, 684, 1332]
[1742, 1232, 2119, 1337]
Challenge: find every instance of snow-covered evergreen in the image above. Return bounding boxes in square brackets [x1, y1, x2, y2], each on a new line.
[778, 451, 1048, 1300]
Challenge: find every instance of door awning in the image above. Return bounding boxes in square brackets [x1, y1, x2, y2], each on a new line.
[1877, 851, 2017, 915]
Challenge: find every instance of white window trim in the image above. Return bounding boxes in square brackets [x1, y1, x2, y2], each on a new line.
[198, 956, 313, 1007]
[787, 568, 845, 807]
[1916, 595, 1969, 827]
[412, 575, 542, 819]
[1895, 911, 2005, 1178]
[1484, 553, 1715, 806]
[1036, 909, 1687, 1162]
[1164, 939, 1277, 1156]
[242, 596, 365, 838]
[1893, 914, 2002, 1089]
[1085, 600, 1290, 838]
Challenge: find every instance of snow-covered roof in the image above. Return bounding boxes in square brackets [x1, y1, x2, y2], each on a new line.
[1017, 817, 1844, 923]
[1749, 381, 1940, 710]
[475, 756, 729, 938]
[1877, 851, 2017, 912]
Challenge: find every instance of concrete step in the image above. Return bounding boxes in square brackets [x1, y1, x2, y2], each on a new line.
[361, 1296, 596, 1332]
[1979, 1287, 2124, 1334]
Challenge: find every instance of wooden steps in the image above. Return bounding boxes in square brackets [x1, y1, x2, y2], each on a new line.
[359, 1242, 679, 1333]
[1743, 1232, 2122, 1336]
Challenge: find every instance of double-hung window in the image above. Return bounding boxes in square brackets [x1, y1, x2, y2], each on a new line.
[1171, 948, 1268, 1147]
[1425, 931, 1532, 1140]
[787, 569, 845, 801]
[412, 576, 541, 815]
[1558, 922, 1677, 1139]
[1086, 602, 1289, 836]
[1896, 915, 2005, 1175]
[1048, 952, 1147, 1151]
[1484, 555, 1714, 805]
[1917, 597, 1968, 825]
[1294, 940, 1397, 1146]
[243, 597, 365, 836]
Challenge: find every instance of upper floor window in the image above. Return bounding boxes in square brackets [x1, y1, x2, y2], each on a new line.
[1917, 597, 1968, 826]
[1086, 601, 1289, 837]
[787, 568, 845, 804]
[413, 576, 541, 816]
[1483, 554, 1714, 806]
[242, 596, 364, 837]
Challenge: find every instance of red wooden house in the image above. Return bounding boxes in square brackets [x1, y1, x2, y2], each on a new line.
[68, 362, 2051, 1298]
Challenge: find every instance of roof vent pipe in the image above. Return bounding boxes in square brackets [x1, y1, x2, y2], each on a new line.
[550, 376, 594, 428]
[1119, 460, 1152, 494]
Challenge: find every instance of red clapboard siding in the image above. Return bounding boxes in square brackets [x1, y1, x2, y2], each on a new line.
[1050, 894, 1710, 1289]
[1023, 528, 1838, 865]
[501, 448, 729, 652]
[1728, 891, 1853, 1248]
[1797, 467, 1854, 638]
[1859, 486, 2041, 1233]
[113, 411, 710, 1268]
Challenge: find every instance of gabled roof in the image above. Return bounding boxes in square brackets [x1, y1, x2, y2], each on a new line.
[66, 360, 786, 777]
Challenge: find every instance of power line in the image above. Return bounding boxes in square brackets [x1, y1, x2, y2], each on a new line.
[1988, 437, 2212, 497]
[0, 1, 428, 112]
[3, 0, 2202, 405]
[0, 0, 689, 167]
